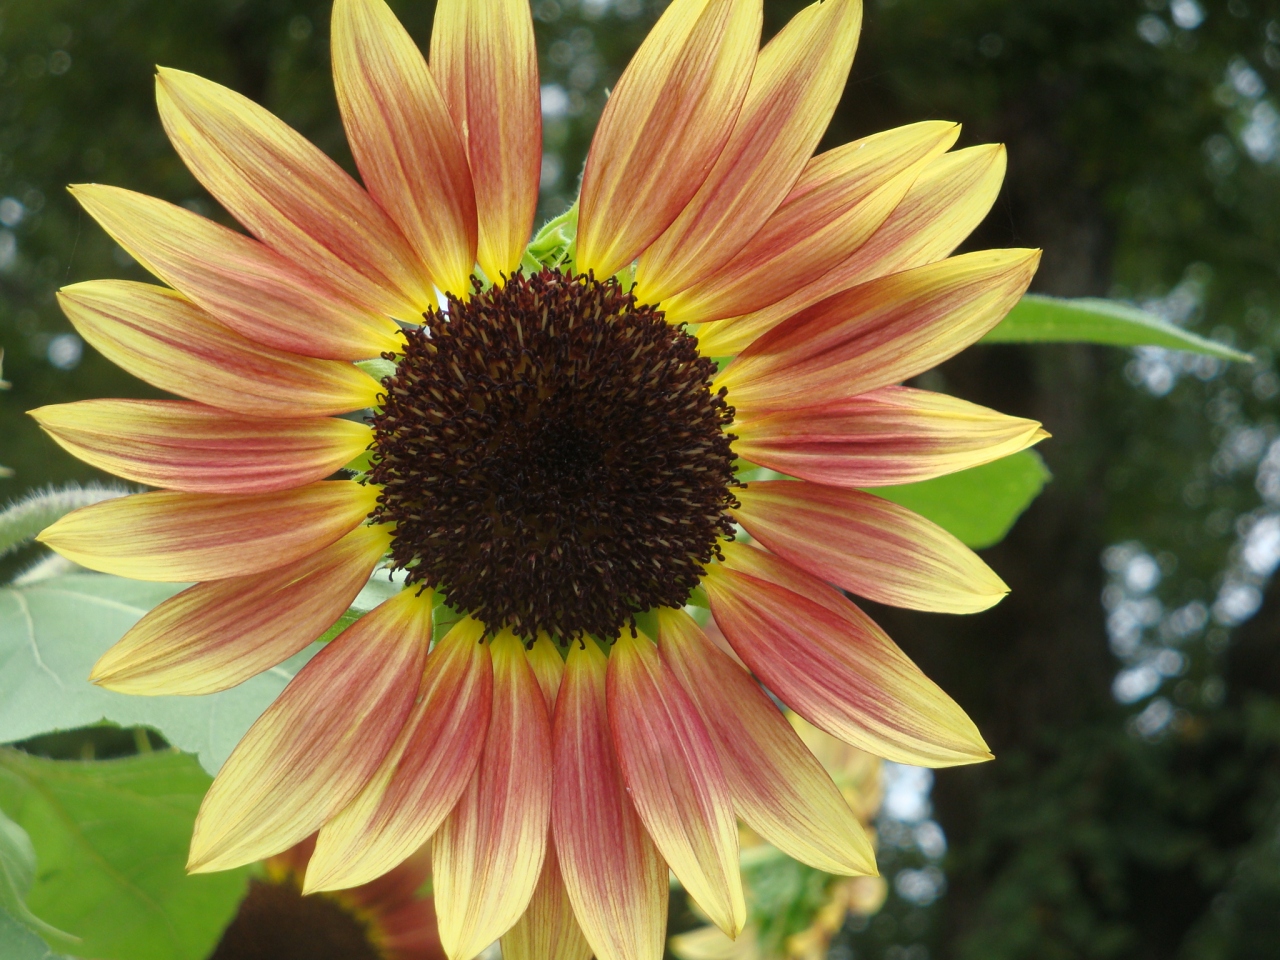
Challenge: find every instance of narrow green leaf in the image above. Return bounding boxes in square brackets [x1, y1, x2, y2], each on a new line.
[0, 809, 77, 948]
[0, 572, 318, 774]
[871, 451, 1051, 549]
[0, 484, 128, 558]
[0, 748, 248, 960]
[981, 294, 1251, 362]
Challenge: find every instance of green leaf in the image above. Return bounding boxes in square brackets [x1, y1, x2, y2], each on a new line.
[0, 484, 128, 558]
[0, 572, 319, 774]
[0, 748, 248, 960]
[0, 808, 77, 948]
[872, 450, 1052, 549]
[980, 294, 1252, 362]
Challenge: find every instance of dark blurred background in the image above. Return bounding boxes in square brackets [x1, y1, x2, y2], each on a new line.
[3, 0, 1280, 957]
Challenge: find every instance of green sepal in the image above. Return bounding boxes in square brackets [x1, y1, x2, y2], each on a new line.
[524, 202, 579, 272]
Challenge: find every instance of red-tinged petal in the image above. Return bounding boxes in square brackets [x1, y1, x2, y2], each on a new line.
[155, 67, 435, 318]
[501, 842, 593, 960]
[31, 400, 372, 495]
[187, 588, 432, 872]
[716, 249, 1040, 414]
[552, 641, 668, 960]
[57, 281, 380, 418]
[733, 481, 1008, 614]
[527, 633, 566, 709]
[699, 143, 1006, 357]
[332, 0, 478, 296]
[431, 0, 540, 280]
[634, 0, 863, 305]
[90, 525, 391, 695]
[607, 630, 744, 937]
[433, 633, 553, 960]
[732, 384, 1047, 488]
[69, 184, 403, 361]
[656, 608, 875, 875]
[704, 541, 991, 767]
[575, 0, 761, 278]
[305, 618, 493, 893]
[665, 122, 957, 326]
[37, 481, 378, 582]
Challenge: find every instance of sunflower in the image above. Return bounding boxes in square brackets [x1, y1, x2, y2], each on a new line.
[212, 836, 444, 960]
[32, 0, 1043, 958]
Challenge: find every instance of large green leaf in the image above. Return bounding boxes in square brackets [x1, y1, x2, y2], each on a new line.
[0, 809, 76, 949]
[0, 572, 318, 774]
[872, 451, 1051, 549]
[0, 911, 67, 960]
[0, 748, 247, 960]
[981, 294, 1251, 361]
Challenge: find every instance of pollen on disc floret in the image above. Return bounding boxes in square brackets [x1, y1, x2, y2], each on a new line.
[368, 268, 739, 642]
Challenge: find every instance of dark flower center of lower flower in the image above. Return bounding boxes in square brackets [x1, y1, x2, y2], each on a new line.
[368, 268, 738, 642]
[208, 878, 382, 960]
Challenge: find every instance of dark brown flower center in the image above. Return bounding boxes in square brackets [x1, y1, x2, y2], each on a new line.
[208, 878, 382, 960]
[368, 268, 738, 642]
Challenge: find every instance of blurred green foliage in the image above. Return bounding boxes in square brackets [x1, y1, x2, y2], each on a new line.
[0, 0, 1279, 958]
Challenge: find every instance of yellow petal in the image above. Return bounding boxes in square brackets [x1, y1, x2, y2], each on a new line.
[305, 617, 493, 892]
[575, 0, 761, 278]
[57, 280, 380, 418]
[37, 481, 378, 582]
[608, 630, 745, 938]
[705, 543, 991, 766]
[663, 121, 958, 326]
[91, 525, 390, 696]
[731, 384, 1046, 488]
[501, 841, 594, 960]
[431, 0, 541, 279]
[717, 249, 1040, 413]
[187, 589, 433, 872]
[31, 399, 372, 494]
[552, 641, 668, 960]
[699, 142, 1006, 357]
[733, 481, 1008, 613]
[70, 184, 402, 361]
[657, 608, 875, 876]
[332, 0, 478, 296]
[156, 67, 434, 318]
[434, 633, 553, 960]
[635, 0, 863, 305]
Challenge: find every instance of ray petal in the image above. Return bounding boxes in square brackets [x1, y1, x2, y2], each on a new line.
[703, 541, 992, 767]
[186, 588, 432, 872]
[699, 143, 1006, 357]
[433, 633, 553, 960]
[500, 842, 594, 960]
[156, 67, 434, 317]
[332, 0, 478, 296]
[733, 480, 1009, 613]
[732, 384, 1046, 488]
[608, 630, 744, 937]
[57, 281, 381, 418]
[90, 525, 391, 695]
[575, 0, 761, 279]
[305, 617, 493, 893]
[663, 121, 957, 326]
[431, 0, 540, 279]
[656, 608, 876, 875]
[552, 641, 667, 960]
[70, 184, 403, 360]
[635, 0, 863, 305]
[37, 481, 378, 582]
[31, 399, 372, 495]
[716, 249, 1040, 413]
